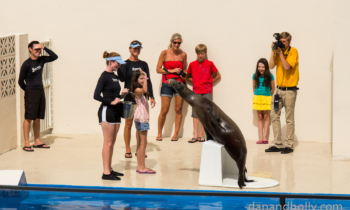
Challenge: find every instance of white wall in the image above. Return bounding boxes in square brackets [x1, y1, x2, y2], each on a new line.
[332, 0, 350, 159]
[0, 0, 335, 142]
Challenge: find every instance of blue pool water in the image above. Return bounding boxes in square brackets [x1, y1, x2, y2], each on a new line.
[1, 185, 350, 210]
[0, 189, 278, 209]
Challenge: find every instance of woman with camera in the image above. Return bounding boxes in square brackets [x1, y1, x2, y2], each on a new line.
[156, 33, 187, 141]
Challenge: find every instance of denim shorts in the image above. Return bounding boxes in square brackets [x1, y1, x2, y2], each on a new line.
[192, 94, 213, 118]
[160, 82, 179, 97]
[135, 121, 150, 131]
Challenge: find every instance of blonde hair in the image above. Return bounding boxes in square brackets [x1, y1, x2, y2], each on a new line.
[280, 32, 292, 43]
[195, 44, 207, 54]
[103, 51, 120, 66]
[168, 33, 183, 49]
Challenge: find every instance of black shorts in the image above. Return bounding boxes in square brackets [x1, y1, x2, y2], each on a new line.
[98, 104, 122, 124]
[24, 89, 45, 120]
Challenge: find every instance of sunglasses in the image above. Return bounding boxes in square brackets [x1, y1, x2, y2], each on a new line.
[33, 48, 41, 51]
[172, 42, 182, 45]
[131, 41, 141, 46]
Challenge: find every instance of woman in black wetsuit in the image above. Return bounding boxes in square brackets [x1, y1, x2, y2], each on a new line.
[94, 51, 129, 180]
[118, 40, 155, 158]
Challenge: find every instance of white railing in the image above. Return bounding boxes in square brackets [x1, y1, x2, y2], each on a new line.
[39, 40, 53, 132]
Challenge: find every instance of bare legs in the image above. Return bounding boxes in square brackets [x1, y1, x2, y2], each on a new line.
[23, 118, 49, 151]
[193, 117, 204, 140]
[257, 110, 270, 143]
[157, 95, 183, 140]
[136, 130, 154, 173]
[101, 122, 120, 174]
[124, 118, 133, 157]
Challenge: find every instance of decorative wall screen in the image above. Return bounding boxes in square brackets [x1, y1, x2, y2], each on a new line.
[0, 35, 16, 101]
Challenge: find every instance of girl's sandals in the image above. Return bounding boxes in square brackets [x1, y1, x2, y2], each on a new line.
[262, 140, 269, 144]
[198, 137, 205, 142]
[188, 138, 198, 143]
[136, 168, 156, 174]
[256, 140, 263, 144]
[135, 153, 148, 158]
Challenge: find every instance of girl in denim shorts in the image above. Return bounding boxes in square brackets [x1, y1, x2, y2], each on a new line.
[131, 70, 156, 174]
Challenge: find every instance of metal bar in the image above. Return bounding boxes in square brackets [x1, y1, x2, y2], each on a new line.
[0, 185, 350, 201]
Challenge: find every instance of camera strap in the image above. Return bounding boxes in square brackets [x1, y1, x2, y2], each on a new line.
[284, 46, 291, 58]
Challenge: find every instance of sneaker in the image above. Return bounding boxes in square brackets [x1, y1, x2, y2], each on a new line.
[102, 173, 121, 180]
[111, 170, 124, 176]
[265, 146, 283, 152]
[281, 147, 293, 154]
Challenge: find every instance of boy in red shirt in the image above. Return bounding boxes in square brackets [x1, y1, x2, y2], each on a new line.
[186, 44, 221, 143]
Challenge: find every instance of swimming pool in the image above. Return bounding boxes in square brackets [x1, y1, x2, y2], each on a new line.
[1, 184, 349, 209]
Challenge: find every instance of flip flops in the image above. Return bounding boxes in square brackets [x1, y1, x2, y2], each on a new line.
[156, 137, 163, 141]
[188, 138, 198, 143]
[135, 153, 148, 158]
[125, 153, 132, 158]
[256, 140, 263, 144]
[262, 140, 269, 144]
[136, 169, 156, 174]
[22, 146, 34, 152]
[171, 137, 178, 141]
[198, 137, 205, 142]
[33, 144, 50, 149]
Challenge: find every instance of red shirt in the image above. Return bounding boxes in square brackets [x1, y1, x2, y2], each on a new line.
[162, 61, 185, 83]
[187, 59, 218, 94]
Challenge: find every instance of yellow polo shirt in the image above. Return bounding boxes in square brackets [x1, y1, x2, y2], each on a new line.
[275, 46, 299, 87]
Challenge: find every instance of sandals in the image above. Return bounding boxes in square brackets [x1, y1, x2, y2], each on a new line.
[171, 136, 178, 141]
[125, 153, 132, 158]
[33, 144, 50, 148]
[156, 137, 163, 141]
[22, 146, 34, 152]
[198, 137, 205, 142]
[188, 138, 198, 143]
[257, 140, 269, 144]
[135, 153, 148, 158]
[136, 169, 156, 174]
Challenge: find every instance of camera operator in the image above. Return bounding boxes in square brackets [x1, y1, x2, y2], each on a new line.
[265, 32, 299, 154]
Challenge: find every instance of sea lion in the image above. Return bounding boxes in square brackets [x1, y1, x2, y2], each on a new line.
[168, 79, 253, 188]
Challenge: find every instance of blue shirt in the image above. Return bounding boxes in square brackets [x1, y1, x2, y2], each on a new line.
[253, 73, 274, 96]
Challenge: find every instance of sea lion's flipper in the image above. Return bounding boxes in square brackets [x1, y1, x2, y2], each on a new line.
[204, 128, 214, 141]
[208, 109, 226, 132]
[244, 168, 254, 182]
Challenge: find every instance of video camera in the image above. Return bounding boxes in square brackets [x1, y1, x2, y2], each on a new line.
[273, 33, 285, 50]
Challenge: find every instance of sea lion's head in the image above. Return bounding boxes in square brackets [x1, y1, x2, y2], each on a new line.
[168, 79, 194, 101]
[168, 79, 187, 92]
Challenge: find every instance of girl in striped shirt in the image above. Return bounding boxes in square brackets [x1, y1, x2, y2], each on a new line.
[131, 70, 155, 174]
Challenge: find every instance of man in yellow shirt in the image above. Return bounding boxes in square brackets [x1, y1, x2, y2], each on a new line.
[265, 32, 299, 154]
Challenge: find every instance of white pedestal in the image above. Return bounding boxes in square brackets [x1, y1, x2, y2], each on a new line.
[198, 141, 279, 188]
[0, 170, 27, 186]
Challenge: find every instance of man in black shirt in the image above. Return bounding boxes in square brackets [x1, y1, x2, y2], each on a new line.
[18, 41, 58, 151]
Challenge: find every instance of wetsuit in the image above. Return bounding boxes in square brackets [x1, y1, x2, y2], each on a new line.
[18, 47, 58, 120]
[118, 59, 154, 101]
[94, 71, 122, 124]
